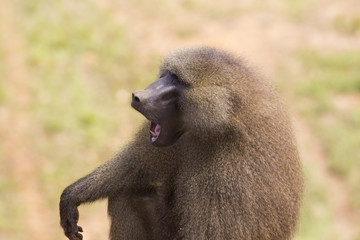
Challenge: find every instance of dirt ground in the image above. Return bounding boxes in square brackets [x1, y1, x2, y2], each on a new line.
[1, 0, 359, 239]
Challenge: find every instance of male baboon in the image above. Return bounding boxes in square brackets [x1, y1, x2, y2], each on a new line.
[60, 46, 303, 240]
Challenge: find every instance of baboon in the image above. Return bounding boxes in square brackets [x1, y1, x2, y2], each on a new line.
[60, 46, 303, 240]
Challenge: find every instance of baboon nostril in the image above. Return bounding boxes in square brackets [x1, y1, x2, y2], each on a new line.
[132, 93, 140, 103]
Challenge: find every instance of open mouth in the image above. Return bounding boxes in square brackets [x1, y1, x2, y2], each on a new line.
[150, 122, 161, 143]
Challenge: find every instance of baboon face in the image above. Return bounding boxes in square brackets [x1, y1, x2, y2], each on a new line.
[131, 70, 188, 147]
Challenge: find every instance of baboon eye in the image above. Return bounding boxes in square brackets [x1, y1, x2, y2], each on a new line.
[169, 71, 189, 87]
[170, 72, 179, 80]
[160, 72, 167, 78]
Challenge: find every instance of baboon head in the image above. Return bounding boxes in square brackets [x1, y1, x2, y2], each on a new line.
[131, 69, 188, 147]
[132, 47, 247, 147]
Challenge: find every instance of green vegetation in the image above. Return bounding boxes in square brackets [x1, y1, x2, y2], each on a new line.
[1, 0, 359, 239]
[298, 51, 360, 96]
[296, 50, 360, 203]
[281, 49, 360, 240]
[13, 0, 160, 210]
[278, 0, 316, 21]
[0, 47, 6, 104]
[334, 16, 360, 35]
[291, 50, 360, 237]
[0, 169, 22, 238]
[295, 165, 337, 240]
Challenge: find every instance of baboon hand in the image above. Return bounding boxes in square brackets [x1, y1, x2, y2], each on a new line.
[60, 198, 83, 240]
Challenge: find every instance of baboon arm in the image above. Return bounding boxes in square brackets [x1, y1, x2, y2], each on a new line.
[60, 153, 137, 205]
[61, 141, 159, 203]
[60, 127, 161, 240]
[59, 150, 142, 240]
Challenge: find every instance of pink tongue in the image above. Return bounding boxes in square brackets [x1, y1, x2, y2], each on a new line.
[151, 124, 161, 142]
[155, 124, 161, 135]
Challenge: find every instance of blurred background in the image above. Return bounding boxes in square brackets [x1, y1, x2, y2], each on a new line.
[0, 0, 359, 239]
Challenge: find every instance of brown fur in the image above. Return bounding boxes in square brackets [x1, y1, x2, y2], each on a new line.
[60, 46, 303, 240]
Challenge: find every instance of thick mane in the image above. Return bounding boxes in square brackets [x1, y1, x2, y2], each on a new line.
[160, 47, 242, 86]
[162, 47, 280, 140]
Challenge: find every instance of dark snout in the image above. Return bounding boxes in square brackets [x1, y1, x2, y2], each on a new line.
[131, 76, 179, 112]
[132, 90, 146, 106]
[131, 90, 149, 113]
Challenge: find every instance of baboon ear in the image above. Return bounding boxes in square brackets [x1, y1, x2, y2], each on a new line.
[183, 86, 232, 134]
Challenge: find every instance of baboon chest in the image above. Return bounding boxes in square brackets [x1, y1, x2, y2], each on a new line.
[130, 183, 170, 238]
